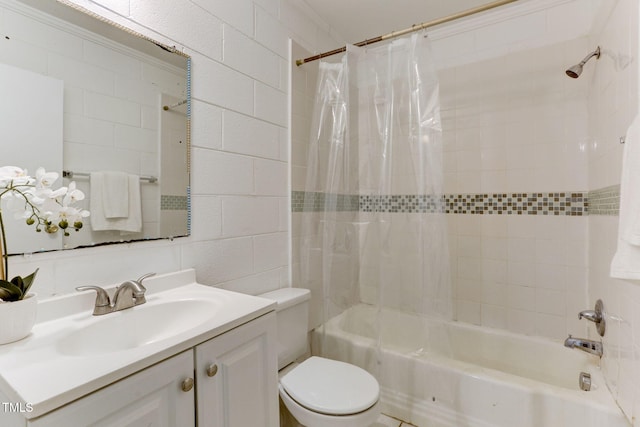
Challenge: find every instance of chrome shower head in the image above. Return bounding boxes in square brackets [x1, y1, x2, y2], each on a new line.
[565, 64, 583, 79]
[565, 46, 600, 78]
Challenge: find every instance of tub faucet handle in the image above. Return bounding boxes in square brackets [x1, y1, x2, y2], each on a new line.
[578, 299, 605, 337]
[578, 310, 600, 322]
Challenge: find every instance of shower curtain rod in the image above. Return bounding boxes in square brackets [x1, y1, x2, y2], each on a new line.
[295, 0, 518, 66]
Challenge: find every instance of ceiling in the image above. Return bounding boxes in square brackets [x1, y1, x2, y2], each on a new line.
[302, 0, 504, 43]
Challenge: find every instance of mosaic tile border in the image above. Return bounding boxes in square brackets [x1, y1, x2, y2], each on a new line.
[587, 185, 620, 216]
[186, 186, 192, 234]
[360, 194, 444, 213]
[161, 195, 189, 211]
[444, 192, 586, 216]
[291, 191, 359, 212]
[292, 190, 625, 216]
[292, 185, 620, 216]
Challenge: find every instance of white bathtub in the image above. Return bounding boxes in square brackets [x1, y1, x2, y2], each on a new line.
[312, 304, 629, 427]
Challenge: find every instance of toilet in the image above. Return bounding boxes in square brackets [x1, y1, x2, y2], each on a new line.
[259, 288, 380, 427]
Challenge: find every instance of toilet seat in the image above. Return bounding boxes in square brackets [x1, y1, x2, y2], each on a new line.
[280, 357, 379, 415]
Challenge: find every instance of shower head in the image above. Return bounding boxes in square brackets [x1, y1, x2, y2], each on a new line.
[565, 46, 601, 78]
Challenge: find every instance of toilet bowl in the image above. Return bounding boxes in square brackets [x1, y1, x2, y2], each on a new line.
[279, 357, 380, 427]
[258, 288, 381, 427]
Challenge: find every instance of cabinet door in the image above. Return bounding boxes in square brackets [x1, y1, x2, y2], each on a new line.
[29, 351, 195, 427]
[195, 313, 278, 427]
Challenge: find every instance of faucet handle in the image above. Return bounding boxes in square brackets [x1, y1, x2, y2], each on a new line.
[578, 310, 601, 322]
[76, 286, 111, 315]
[76, 286, 110, 306]
[578, 299, 606, 337]
[127, 273, 154, 306]
[136, 272, 156, 288]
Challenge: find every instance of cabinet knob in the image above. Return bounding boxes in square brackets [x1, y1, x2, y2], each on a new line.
[206, 364, 218, 377]
[181, 377, 194, 392]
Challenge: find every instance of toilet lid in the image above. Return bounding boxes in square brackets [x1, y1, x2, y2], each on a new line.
[280, 356, 379, 415]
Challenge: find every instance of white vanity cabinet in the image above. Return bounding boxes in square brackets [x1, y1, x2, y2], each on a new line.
[28, 350, 196, 427]
[23, 313, 278, 427]
[0, 272, 279, 427]
[195, 311, 278, 427]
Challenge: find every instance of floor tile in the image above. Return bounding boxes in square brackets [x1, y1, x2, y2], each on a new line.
[370, 414, 402, 427]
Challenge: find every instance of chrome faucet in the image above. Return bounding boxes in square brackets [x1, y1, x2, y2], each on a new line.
[564, 335, 603, 357]
[578, 299, 606, 336]
[76, 273, 155, 316]
[579, 309, 601, 322]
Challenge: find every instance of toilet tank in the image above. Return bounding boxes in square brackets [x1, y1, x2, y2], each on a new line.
[259, 288, 310, 370]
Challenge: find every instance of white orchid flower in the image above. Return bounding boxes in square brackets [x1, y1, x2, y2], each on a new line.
[1, 165, 90, 237]
[26, 186, 65, 206]
[35, 167, 59, 188]
[62, 182, 85, 206]
[57, 206, 89, 221]
[0, 166, 33, 187]
[39, 186, 68, 199]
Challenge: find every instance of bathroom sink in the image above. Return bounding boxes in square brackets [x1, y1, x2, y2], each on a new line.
[56, 299, 219, 356]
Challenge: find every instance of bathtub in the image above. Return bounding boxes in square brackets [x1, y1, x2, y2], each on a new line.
[312, 304, 629, 427]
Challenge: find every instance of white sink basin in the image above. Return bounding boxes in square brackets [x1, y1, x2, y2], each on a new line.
[56, 299, 219, 356]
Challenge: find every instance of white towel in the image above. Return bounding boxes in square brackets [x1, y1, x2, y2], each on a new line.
[98, 171, 129, 218]
[611, 114, 640, 279]
[90, 172, 142, 233]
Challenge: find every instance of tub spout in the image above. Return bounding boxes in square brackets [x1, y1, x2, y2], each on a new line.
[564, 335, 603, 357]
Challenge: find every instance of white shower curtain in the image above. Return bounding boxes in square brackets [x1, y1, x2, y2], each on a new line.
[300, 33, 451, 370]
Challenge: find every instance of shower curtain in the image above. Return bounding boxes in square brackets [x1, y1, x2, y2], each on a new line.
[299, 33, 451, 373]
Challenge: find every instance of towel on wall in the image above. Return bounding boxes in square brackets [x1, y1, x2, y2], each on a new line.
[611, 114, 640, 279]
[90, 172, 142, 234]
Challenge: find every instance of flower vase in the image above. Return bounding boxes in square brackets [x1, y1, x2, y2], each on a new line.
[0, 293, 37, 344]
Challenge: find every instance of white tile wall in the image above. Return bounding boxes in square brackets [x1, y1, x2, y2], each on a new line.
[132, 1, 224, 61]
[225, 25, 281, 86]
[254, 80, 288, 126]
[429, 0, 603, 70]
[222, 196, 280, 237]
[255, 6, 289, 58]
[190, 100, 223, 150]
[255, 159, 288, 196]
[223, 110, 282, 159]
[193, 57, 254, 115]
[439, 36, 591, 341]
[588, 0, 640, 424]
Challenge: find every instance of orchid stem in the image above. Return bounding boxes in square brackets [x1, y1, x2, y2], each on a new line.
[0, 209, 7, 282]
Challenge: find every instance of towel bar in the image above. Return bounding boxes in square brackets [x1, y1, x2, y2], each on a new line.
[62, 170, 158, 183]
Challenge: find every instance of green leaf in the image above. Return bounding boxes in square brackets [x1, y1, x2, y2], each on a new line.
[0, 269, 39, 301]
[0, 280, 23, 301]
[10, 276, 24, 292]
[19, 268, 38, 296]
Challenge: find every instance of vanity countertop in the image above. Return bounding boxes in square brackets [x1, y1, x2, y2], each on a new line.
[0, 269, 276, 419]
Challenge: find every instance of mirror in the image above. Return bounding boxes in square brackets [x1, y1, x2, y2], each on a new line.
[0, 0, 190, 255]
